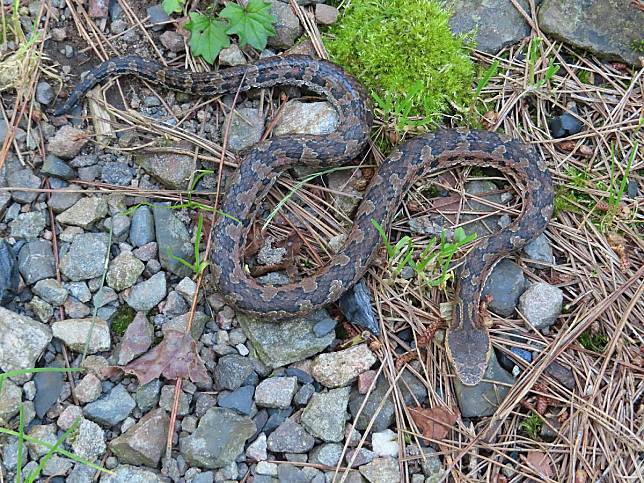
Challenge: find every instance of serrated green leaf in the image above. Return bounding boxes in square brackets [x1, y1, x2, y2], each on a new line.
[161, 0, 184, 15]
[185, 12, 230, 64]
[220, 0, 276, 50]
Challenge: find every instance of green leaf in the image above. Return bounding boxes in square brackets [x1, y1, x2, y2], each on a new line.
[161, 0, 185, 15]
[220, 0, 276, 50]
[186, 12, 230, 64]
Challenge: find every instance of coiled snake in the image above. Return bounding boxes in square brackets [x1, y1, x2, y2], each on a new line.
[55, 55, 554, 386]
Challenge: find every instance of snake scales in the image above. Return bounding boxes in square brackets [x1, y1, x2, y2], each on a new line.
[55, 55, 554, 386]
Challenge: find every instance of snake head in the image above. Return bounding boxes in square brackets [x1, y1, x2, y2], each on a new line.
[445, 327, 491, 386]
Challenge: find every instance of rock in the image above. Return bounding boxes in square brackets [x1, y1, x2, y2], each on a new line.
[0, 379, 21, 424]
[36, 81, 54, 104]
[274, 101, 339, 136]
[163, 311, 208, 341]
[175, 276, 197, 302]
[33, 278, 68, 306]
[293, 383, 315, 406]
[310, 443, 343, 466]
[28, 296, 53, 322]
[74, 373, 103, 403]
[218, 385, 255, 415]
[146, 4, 170, 29]
[11, 211, 46, 241]
[372, 429, 398, 458]
[225, 107, 265, 152]
[60, 233, 110, 281]
[213, 354, 255, 391]
[238, 309, 334, 368]
[84, 384, 136, 427]
[18, 240, 56, 284]
[312, 317, 336, 337]
[48, 185, 82, 213]
[255, 376, 298, 409]
[538, 0, 644, 66]
[133, 242, 158, 262]
[126, 272, 167, 312]
[180, 407, 256, 469]
[315, 3, 338, 24]
[109, 408, 169, 466]
[454, 352, 515, 418]
[159, 385, 192, 415]
[106, 250, 145, 291]
[160, 30, 184, 52]
[27, 424, 58, 458]
[346, 448, 375, 468]
[129, 206, 155, 247]
[52, 318, 111, 353]
[6, 168, 40, 203]
[358, 370, 377, 394]
[359, 457, 400, 483]
[135, 379, 162, 412]
[33, 365, 64, 418]
[338, 280, 380, 335]
[116, 312, 153, 365]
[48, 125, 88, 159]
[301, 386, 350, 442]
[481, 259, 525, 317]
[548, 105, 584, 138]
[462, 180, 503, 237]
[266, 418, 315, 453]
[135, 151, 196, 190]
[267, 0, 302, 48]
[246, 432, 267, 462]
[41, 154, 76, 179]
[219, 44, 246, 66]
[57, 197, 108, 228]
[104, 214, 131, 239]
[310, 344, 376, 388]
[153, 205, 194, 277]
[518, 282, 563, 329]
[523, 233, 554, 265]
[100, 464, 163, 482]
[256, 461, 278, 476]
[0, 307, 52, 376]
[101, 161, 136, 186]
[0, 240, 19, 303]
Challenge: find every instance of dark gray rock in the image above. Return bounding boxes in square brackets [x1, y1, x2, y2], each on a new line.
[293, 383, 315, 406]
[225, 107, 265, 152]
[109, 408, 169, 467]
[153, 205, 193, 277]
[6, 168, 40, 203]
[539, 0, 644, 65]
[83, 384, 136, 427]
[218, 385, 254, 415]
[60, 233, 110, 281]
[338, 280, 380, 335]
[9, 211, 47, 240]
[135, 379, 162, 412]
[130, 205, 155, 247]
[481, 258, 526, 317]
[0, 240, 19, 303]
[266, 0, 302, 48]
[146, 4, 170, 30]
[213, 354, 255, 391]
[33, 278, 68, 306]
[18, 240, 56, 284]
[101, 161, 135, 186]
[180, 407, 256, 469]
[301, 386, 350, 442]
[462, 180, 504, 237]
[33, 363, 64, 418]
[125, 271, 167, 312]
[523, 233, 554, 265]
[48, 185, 82, 213]
[41, 154, 76, 179]
[266, 418, 315, 453]
[312, 316, 337, 337]
[548, 106, 584, 138]
[134, 151, 196, 190]
[36, 81, 55, 104]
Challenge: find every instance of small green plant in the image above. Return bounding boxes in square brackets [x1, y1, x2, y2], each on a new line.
[598, 142, 637, 230]
[167, 210, 210, 276]
[579, 329, 609, 352]
[520, 411, 544, 440]
[372, 221, 477, 288]
[526, 37, 560, 90]
[162, 0, 276, 64]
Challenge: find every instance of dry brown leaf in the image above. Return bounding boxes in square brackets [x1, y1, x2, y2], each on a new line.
[525, 451, 554, 479]
[123, 329, 210, 385]
[409, 405, 458, 441]
[117, 312, 153, 366]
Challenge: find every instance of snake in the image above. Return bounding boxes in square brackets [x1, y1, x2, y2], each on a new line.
[55, 55, 554, 386]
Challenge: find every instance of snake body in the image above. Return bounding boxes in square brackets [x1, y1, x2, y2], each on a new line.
[55, 55, 554, 385]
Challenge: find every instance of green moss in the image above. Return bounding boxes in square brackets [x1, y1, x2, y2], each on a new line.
[326, 0, 474, 129]
[520, 411, 543, 440]
[109, 305, 136, 337]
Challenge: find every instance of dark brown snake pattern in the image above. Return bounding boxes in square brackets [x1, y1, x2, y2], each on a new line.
[55, 55, 554, 386]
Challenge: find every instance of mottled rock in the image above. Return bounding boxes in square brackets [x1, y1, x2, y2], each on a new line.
[219, 44, 246, 66]
[106, 250, 145, 291]
[84, 384, 136, 427]
[372, 429, 399, 458]
[274, 101, 338, 136]
[100, 464, 163, 483]
[75, 373, 103, 403]
[129, 206, 155, 247]
[27, 424, 58, 458]
[52, 318, 111, 353]
[126, 272, 167, 312]
[6, 168, 40, 203]
[48, 125, 88, 159]
[266, 418, 315, 453]
[36, 81, 55, 104]
[10, 211, 47, 240]
[225, 107, 264, 152]
[523, 233, 554, 265]
[213, 354, 255, 391]
[218, 386, 255, 416]
[153, 205, 193, 277]
[481, 259, 526, 317]
[135, 379, 162, 412]
[60, 233, 110, 281]
[245, 432, 267, 461]
[135, 151, 196, 190]
[359, 457, 400, 483]
[310, 344, 376, 388]
[41, 154, 76, 179]
[57, 197, 108, 228]
[315, 3, 338, 24]
[301, 386, 350, 442]
[0, 240, 19, 303]
[48, 185, 82, 213]
[310, 442, 343, 467]
[160, 30, 185, 52]
[518, 282, 563, 329]
[109, 408, 169, 466]
[267, 0, 302, 48]
[0, 379, 21, 424]
[255, 376, 298, 408]
[18, 240, 56, 284]
[33, 278, 68, 306]
[0, 307, 52, 376]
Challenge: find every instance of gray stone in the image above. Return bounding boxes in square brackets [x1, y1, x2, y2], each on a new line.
[346, 448, 375, 468]
[135, 379, 162, 412]
[274, 101, 338, 136]
[523, 233, 554, 265]
[160, 30, 185, 52]
[27, 424, 58, 458]
[310, 443, 343, 467]
[159, 385, 191, 416]
[109, 408, 169, 467]
[75, 373, 103, 403]
[104, 214, 131, 239]
[100, 464, 163, 482]
[6, 168, 40, 203]
[47, 125, 88, 159]
[277, 464, 309, 482]
[372, 429, 398, 458]
[41, 154, 76, 179]
[218, 385, 255, 415]
[48, 185, 82, 213]
[447, 0, 531, 54]
[52, 318, 111, 353]
[310, 344, 376, 388]
[219, 44, 246, 66]
[36, 81, 54, 104]
[245, 432, 267, 461]
[126, 272, 167, 312]
[67, 281, 91, 302]
[163, 311, 208, 341]
[481, 259, 526, 317]
[28, 296, 54, 322]
[266, 418, 315, 453]
[518, 282, 563, 329]
[239, 309, 334, 368]
[225, 107, 265, 152]
[33, 364, 64, 418]
[255, 376, 298, 408]
[180, 407, 256, 469]
[101, 161, 136, 186]
[146, 3, 170, 28]
[213, 354, 255, 391]
[57, 197, 108, 228]
[60, 233, 110, 281]
[9, 211, 46, 240]
[18, 240, 56, 284]
[539, 0, 644, 66]
[84, 384, 136, 427]
[359, 458, 400, 483]
[301, 386, 350, 442]
[454, 352, 515, 418]
[0, 307, 52, 376]
[0, 379, 21, 424]
[153, 205, 194, 277]
[33, 278, 68, 305]
[293, 383, 315, 406]
[462, 180, 504, 237]
[135, 151, 196, 190]
[0, 240, 19, 303]
[106, 250, 145, 291]
[267, 0, 302, 48]
[68, 463, 97, 483]
[315, 3, 338, 25]
[130, 205, 155, 247]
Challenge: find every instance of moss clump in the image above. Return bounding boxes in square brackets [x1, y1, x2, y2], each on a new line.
[109, 305, 136, 337]
[326, 0, 474, 128]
